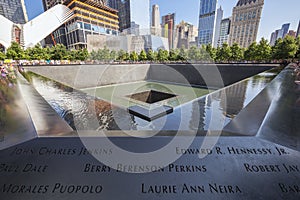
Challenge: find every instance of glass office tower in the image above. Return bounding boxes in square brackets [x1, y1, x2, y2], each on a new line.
[197, 0, 218, 46]
[108, 0, 150, 34]
[0, 0, 28, 24]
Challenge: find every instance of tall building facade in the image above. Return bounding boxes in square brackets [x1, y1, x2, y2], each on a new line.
[43, 0, 107, 10]
[151, 4, 161, 36]
[277, 23, 290, 39]
[152, 4, 160, 27]
[213, 6, 223, 47]
[162, 13, 175, 49]
[229, 0, 264, 48]
[270, 23, 292, 46]
[174, 21, 198, 49]
[107, 0, 150, 35]
[217, 17, 231, 47]
[0, 0, 28, 24]
[197, 0, 218, 46]
[270, 30, 278, 46]
[43, 0, 119, 49]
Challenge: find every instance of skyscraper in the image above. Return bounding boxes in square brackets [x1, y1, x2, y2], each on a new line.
[213, 6, 223, 47]
[217, 18, 231, 47]
[229, 0, 264, 48]
[152, 4, 160, 27]
[277, 23, 290, 39]
[297, 20, 300, 38]
[162, 13, 175, 49]
[43, 0, 107, 10]
[0, 0, 28, 24]
[197, 0, 218, 46]
[174, 21, 198, 49]
[43, 0, 119, 49]
[270, 30, 279, 46]
[270, 23, 292, 46]
[107, 0, 150, 34]
[151, 4, 161, 36]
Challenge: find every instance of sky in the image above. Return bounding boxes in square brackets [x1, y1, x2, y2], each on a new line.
[25, 0, 300, 41]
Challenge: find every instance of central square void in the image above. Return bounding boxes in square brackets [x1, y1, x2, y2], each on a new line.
[127, 90, 177, 104]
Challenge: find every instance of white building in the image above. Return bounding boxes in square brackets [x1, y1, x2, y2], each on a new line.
[151, 4, 161, 36]
[0, 4, 73, 49]
[213, 6, 223, 47]
[87, 34, 169, 53]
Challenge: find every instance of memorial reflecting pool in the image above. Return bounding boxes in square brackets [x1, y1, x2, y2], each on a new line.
[22, 65, 280, 132]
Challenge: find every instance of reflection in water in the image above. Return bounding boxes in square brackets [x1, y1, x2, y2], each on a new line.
[0, 65, 17, 132]
[24, 67, 282, 132]
[221, 81, 247, 118]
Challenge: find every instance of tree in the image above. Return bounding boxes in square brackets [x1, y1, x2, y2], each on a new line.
[256, 38, 271, 61]
[295, 36, 300, 59]
[244, 42, 258, 61]
[90, 50, 98, 60]
[129, 51, 138, 61]
[138, 50, 147, 61]
[6, 42, 25, 60]
[272, 38, 283, 59]
[157, 49, 169, 62]
[50, 44, 68, 60]
[187, 46, 201, 61]
[42, 47, 51, 60]
[230, 43, 244, 61]
[169, 49, 179, 61]
[272, 36, 298, 59]
[205, 44, 216, 61]
[77, 49, 89, 61]
[110, 50, 117, 61]
[178, 47, 188, 61]
[97, 46, 110, 61]
[216, 43, 231, 62]
[147, 49, 156, 61]
[28, 44, 44, 60]
[0, 51, 5, 60]
[117, 49, 127, 61]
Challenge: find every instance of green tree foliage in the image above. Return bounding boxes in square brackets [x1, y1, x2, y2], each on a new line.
[178, 47, 188, 61]
[90, 50, 98, 60]
[169, 49, 179, 61]
[187, 46, 201, 61]
[0, 51, 6, 60]
[138, 50, 147, 61]
[27, 44, 44, 60]
[50, 44, 68, 60]
[256, 38, 271, 61]
[130, 51, 138, 61]
[272, 36, 298, 59]
[157, 49, 169, 62]
[230, 43, 244, 61]
[110, 50, 117, 61]
[6, 42, 26, 60]
[97, 46, 111, 61]
[147, 49, 156, 61]
[42, 47, 52, 60]
[244, 42, 258, 61]
[295, 36, 300, 59]
[117, 49, 128, 61]
[205, 44, 216, 61]
[216, 43, 231, 62]
[77, 49, 89, 61]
